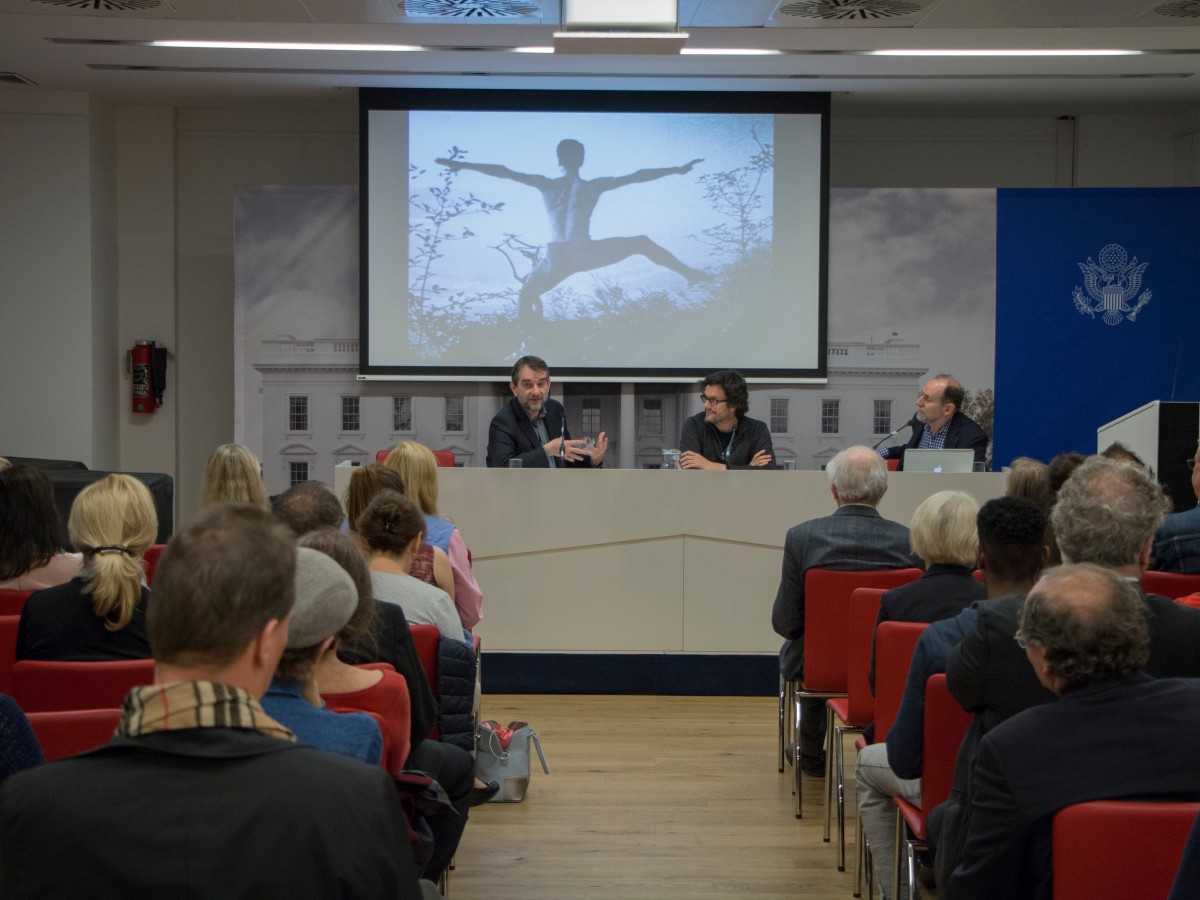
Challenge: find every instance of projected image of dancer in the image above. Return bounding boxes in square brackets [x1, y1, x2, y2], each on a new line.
[436, 140, 708, 325]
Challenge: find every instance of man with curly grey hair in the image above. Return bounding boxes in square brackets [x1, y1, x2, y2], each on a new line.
[944, 564, 1200, 900]
[933, 456, 1200, 891]
[772, 445, 914, 775]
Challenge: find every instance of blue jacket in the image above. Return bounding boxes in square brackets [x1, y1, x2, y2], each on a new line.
[1151, 503, 1200, 573]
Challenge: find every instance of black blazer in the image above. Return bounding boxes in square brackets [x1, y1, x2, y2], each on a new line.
[881, 410, 988, 470]
[485, 396, 593, 468]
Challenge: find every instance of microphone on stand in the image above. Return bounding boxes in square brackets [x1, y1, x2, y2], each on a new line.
[560, 419, 567, 465]
[872, 416, 918, 451]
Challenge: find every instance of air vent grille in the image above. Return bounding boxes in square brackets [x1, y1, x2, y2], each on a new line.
[33, 0, 160, 8]
[1155, 1, 1200, 18]
[776, 0, 922, 20]
[0, 72, 38, 86]
[400, 0, 540, 17]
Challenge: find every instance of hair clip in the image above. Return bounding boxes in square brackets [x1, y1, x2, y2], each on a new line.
[94, 544, 133, 556]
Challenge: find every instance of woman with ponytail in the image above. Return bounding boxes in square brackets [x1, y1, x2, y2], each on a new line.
[16, 474, 157, 660]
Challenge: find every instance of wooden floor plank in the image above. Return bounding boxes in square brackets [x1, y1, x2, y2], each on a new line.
[449, 694, 877, 900]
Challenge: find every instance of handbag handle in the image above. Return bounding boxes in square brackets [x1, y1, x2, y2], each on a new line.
[478, 727, 509, 762]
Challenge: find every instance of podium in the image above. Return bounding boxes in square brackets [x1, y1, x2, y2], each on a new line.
[1097, 401, 1199, 512]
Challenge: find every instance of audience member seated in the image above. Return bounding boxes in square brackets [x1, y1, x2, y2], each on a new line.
[856, 497, 1047, 900]
[1004, 457, 1050, 514]
[0, 464, 81, 591]
[17, 474, 156, 661]
[201, 442, 270, 510]
[1043, 451, 1086, 566]
[345, 464, 456, 602]
[299, 529, 411, 775]
[359, 491, 469, 644]
[272, 480, 346, 535]
[1170, 812, 1200, 900]
[260, 548, 384, 766]
[944, 564, 1200, 900]
[0, 694, 43, 782]
[0, 503, 426, 899]
[933, 455, 1200, 889]
[868, 489, 986, 694]
[383, 441, 483, 630]
[1151, 439, 1200, 573]
[771, 445, 916, 776]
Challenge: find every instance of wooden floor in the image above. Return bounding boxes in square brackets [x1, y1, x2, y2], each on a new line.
[450, 694, 874, 900]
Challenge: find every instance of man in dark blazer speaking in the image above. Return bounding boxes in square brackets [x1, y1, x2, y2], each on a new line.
[879, 373, 988, 471]
[486, 354, 608, 468]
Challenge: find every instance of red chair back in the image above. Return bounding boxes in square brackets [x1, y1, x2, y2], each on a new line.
[920, 674, 973, 813]
[408, 623, 440, 739]
[0, 615, 20, 697]
[27, 708, 121, 760]
[1053, 800, 1200, 900]
[375, 447, 455, 468]
[872, 621, 927, 742]
[0, 589, 33, 616]
[12, 659, 155, 713]
[142, 544, 166, 587]
[802, 568, 922, 692]
[844, 588, 885, 726]
[1143, 571, 1200, 600]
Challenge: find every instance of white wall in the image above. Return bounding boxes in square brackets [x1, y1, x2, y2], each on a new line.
[3, 91, 1199, 528]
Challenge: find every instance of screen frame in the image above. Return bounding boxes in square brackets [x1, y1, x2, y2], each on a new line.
[358, 87, 830, 383]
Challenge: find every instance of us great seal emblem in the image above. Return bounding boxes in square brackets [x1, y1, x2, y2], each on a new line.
[1073, 243, 1151, 326]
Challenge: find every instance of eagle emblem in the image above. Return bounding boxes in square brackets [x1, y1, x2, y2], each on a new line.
[1073, 243, 1151, 326]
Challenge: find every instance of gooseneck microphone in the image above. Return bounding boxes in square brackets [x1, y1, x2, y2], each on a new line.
[872, 416, 918, 451]
[560, 418, 567, 464]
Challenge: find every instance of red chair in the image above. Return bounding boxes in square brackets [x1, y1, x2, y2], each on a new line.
[1143, 571, 1200, 600]
[782, 567, 921, 819]
[0, 615, 20, 697]
[1053, 800, 1200, 900]
[374, 448, 455, 468]
[408, 624, 441, 740]
[891, 673, 974, 900]
[27, 708, 121, 760]
[12, 659, 155, 713]
[142, 544, 166, 587]
[825, 587, 885, 869]
[0, 589, 33, 616]
[855, 621, 928, 898]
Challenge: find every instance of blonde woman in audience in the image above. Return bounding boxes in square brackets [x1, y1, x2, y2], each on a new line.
[359, 490, 468, 644]
[16, 474, 157, 660]
[0, 464, 81, 591]
[200, 442, 269, 510]
[383, 442, 483, 630]
[345, 464, 456, 602]
[1005, 457, 1051, 513]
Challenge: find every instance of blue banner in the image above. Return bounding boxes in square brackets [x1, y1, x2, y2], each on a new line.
[994, 188, 1200, 466]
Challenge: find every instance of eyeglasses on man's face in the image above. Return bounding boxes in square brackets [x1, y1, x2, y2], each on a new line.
[700, 394, 727, 406]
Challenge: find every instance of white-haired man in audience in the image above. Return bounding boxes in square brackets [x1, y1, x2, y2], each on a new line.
[0, 503, 428, 899]
[772, 445, 915, 776]
[945, 563, 1200, 899]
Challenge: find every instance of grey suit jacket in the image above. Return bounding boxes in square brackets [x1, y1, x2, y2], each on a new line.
[771, 504, 915, 679]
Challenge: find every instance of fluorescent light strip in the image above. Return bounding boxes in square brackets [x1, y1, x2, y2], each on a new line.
[681, 48, 783, 56]
[151, 40, 424, 52]
[871, 49, 1143, 57]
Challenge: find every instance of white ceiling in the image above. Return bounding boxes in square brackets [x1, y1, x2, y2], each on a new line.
[1, 0, 1199, 114]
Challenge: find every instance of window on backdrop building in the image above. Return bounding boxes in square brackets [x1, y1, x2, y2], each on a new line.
[581, 398, 601, 437]
[821, 399, 841, 435]
[769, 398, 789, 434]
[640, 398, 663, 435]
[289, 461, 309, 487]
[392, 396, 412, 432]
[444, 397, 465, 433]
[873, 399, 892, 435]
[288, 396, 309, 432]
[341, 396, 361, 432]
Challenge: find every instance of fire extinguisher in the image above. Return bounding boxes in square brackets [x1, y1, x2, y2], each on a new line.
[131, 340, 168, 414]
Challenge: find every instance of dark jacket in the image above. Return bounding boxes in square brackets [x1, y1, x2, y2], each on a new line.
[486, 396, 593, 468]
[881, 410, 988, 470]
[0, 727, 423, 899]
[678, 411, 775, 469]
[436, 633, 476, 752]
[944, 674, 1200, 900]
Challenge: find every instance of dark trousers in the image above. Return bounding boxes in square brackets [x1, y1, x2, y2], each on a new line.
[406, 738, 473, 881]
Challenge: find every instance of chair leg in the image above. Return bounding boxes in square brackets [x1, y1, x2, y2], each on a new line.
[833, 723, 846, 868]
[864, 830, 874, 900]
[854, 808, 866, 897]
[793, 686, 803, 818]
[778, 674, 787, 773]
[892, 808, 905, 900]
[906, 839, 919, 900]
[823, 705, 836, 844]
